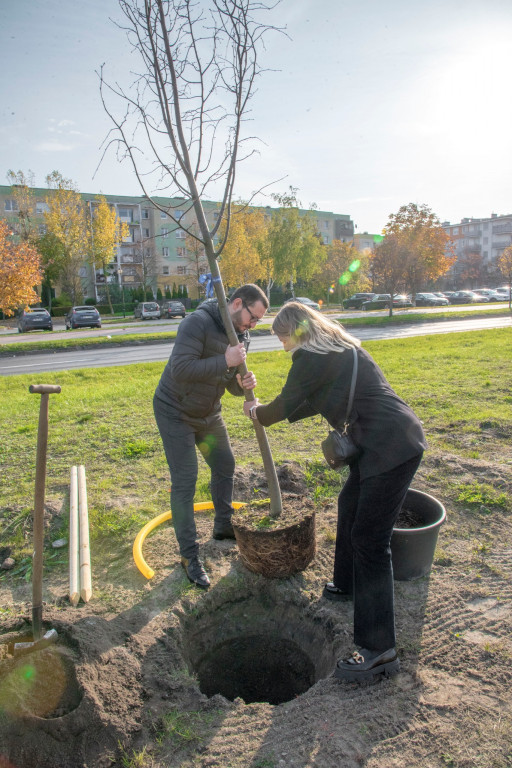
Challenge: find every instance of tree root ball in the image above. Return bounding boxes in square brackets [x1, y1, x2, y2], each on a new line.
[232, 511, 316, 579]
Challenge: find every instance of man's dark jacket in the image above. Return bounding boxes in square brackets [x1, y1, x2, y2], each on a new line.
[154, 300, 248, 419]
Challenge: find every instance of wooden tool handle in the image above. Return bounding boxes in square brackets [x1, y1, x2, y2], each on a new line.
[29, 385, 62, 395]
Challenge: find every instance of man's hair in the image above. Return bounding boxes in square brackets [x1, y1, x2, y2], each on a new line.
[229, 284, 269, 309]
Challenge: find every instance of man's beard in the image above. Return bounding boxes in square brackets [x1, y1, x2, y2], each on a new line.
[230, 308, 246, 333]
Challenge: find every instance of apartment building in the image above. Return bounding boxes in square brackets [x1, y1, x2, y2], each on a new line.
[0, 185, 353, 300]
[442, 213, 512, 287]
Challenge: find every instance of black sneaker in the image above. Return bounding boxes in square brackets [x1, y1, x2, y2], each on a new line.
[181, 556, 210, 589]
[212, 522, 236, 541]
[322, 582, 352, 602]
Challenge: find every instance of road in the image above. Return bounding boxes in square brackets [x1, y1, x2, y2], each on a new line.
[1, 315, 510, 376]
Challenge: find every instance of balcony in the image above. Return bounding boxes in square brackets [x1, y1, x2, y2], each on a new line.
[493, 223, 512, 235]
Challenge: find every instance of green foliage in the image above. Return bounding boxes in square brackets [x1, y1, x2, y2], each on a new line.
[158, 708, 220, 747]
[121, 439, 155, 459]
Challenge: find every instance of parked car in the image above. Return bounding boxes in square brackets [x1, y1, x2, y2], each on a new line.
[361, 294, 414, 311]
[471, 289, 502, 301]
[414, 292, 449, 307]
[285, 296, 321, 310]
[448, 291, 488, 304]
[134, 301, 161, 320]
[17, 307, 53, 333]
[65, 306, 102, 330]
[433, 292, 452, 299]
[160, 300, 186, 318]
[342, 293, 376, 310]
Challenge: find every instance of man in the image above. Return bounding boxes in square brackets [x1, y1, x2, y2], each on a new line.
[153, 284, 269, 589]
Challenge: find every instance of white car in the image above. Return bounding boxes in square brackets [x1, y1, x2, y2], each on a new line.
[134, 301, 161, 320]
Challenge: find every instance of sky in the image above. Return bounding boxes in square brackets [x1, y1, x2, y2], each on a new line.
[1, 0, 512, 234]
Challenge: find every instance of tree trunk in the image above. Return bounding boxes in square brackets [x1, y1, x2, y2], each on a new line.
[192, 199, 282, 516]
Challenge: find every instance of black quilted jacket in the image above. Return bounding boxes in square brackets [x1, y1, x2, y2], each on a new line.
[154, 300, 249, 419]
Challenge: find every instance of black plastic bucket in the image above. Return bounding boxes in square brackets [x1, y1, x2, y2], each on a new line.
[391, 488, 446, 581]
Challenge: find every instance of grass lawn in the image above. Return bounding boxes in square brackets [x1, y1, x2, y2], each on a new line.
[1, 327, 510, 579]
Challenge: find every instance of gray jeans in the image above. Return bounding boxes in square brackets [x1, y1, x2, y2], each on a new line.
[153, 394, 236, 559]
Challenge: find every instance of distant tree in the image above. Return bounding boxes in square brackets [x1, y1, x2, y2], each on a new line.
[498, 246, 512, 310]
[312, 240, 370, 304]
[90, 195, 129, 314]
[263, 187, 325, 299]
[44, 172, 90, 304]
[381, 203, 455, 303]
[0, 220, 42, 316]
[156, 287, 163, 300]
[218, 204, 268, 286]
[36, 231, 67, 312]
[165, 286, 172, 299]
[6, 169, 37, 242]
[370, 235, 410, 316]
[457, 249, 484, 288]
[184, 224, 208, 296]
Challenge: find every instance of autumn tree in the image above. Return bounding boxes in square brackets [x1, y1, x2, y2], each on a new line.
[183, 224, 208, 297]
[37, 231, 67, 311]
[262, 187, 325, 299]
[44, 172, 90, 304]
[0, 219, 42, 316]
[100, 0, 283, 513]
[381, 203, 455, 302]
[312, 239, 370, 304]
[218, 205, 268, 287]
[89, 195, 129, 313]
[369, 235, 410, 316]
[498, 246, 512, 310]
[6, 169, 37, 242]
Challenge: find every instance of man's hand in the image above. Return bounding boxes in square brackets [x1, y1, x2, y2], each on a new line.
[237, 371, 257, 391]
[225, 342, 246, 368]
[243, 398, 260, 418]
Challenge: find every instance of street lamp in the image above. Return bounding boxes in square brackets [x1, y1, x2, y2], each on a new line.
[118, 268, 126, 318]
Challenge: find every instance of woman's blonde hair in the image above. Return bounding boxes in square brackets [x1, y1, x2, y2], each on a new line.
[272, 302, 361, 354]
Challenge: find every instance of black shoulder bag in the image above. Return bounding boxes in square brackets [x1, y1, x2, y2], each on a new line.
[321, 346, 360, 469]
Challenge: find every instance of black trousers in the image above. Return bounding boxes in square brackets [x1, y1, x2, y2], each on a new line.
[153, 394, 236, 559]
[333, 453, 423, 651]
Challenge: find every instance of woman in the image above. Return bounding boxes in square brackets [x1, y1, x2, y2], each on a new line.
[243, 302, 426, 682]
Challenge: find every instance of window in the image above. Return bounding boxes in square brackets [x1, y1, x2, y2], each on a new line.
[176, 229, 186, 239]
[142, 208, 149, 219]
[162, 265, 170, 275]
[175, 209, 184, 220]
[163, 247, 169, 257]
[177, 266, 187, 275]
[36, 201, 49, 215]
[144, 228, 150, 238]
[164, 284, 170, 292]
[323, 235, 329, 244]
[4, 199, 18, 212]
[161, 228, 169, 236]
[161, 210, 168, 219]
[118, 208, 134, 221]
[453, 227, 459, 235]
[324, 221, 329, 229]
[176, 247, 186, 257]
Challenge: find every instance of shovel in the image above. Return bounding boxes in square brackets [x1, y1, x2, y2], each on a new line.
[29, 384, 61, 641]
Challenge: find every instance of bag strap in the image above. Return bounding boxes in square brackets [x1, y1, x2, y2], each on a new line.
[341, 347, 358, 434]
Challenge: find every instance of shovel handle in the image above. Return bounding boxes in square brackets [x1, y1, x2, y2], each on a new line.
[29, 385, 62, 395]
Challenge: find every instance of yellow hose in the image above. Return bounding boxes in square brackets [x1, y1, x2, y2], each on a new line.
[133, 501, 245, 579]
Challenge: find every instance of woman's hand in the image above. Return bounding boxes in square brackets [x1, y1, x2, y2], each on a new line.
[243, 399, 260, 419]
[237, 371, 257, 390]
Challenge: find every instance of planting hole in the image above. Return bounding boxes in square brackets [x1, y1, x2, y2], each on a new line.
[180, 592, 339, 705]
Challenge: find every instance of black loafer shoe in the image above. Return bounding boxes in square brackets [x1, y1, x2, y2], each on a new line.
[181, 556, 210, 589]
[334, 647, 399, 682]
[212, 523, 236, 541]
[322, 582, 352, 602]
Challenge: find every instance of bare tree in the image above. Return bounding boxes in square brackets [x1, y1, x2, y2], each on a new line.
[100, 0, 283, 512]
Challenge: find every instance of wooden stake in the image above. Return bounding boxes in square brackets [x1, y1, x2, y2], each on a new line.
[69, 466, 80, 606]
[78, 465, 92, 603]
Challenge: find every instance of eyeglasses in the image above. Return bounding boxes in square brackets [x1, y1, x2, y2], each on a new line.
[242, 301, 260, 324]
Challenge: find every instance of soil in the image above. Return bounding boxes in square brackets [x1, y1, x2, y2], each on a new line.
[1, 453, 512, 768]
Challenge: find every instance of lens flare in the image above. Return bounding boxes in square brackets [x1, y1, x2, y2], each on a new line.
[199, 433, 217, 457]
[0, 650, 70, 718]
[339, 273, 351, 285]
[349, 259, 360, 273]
